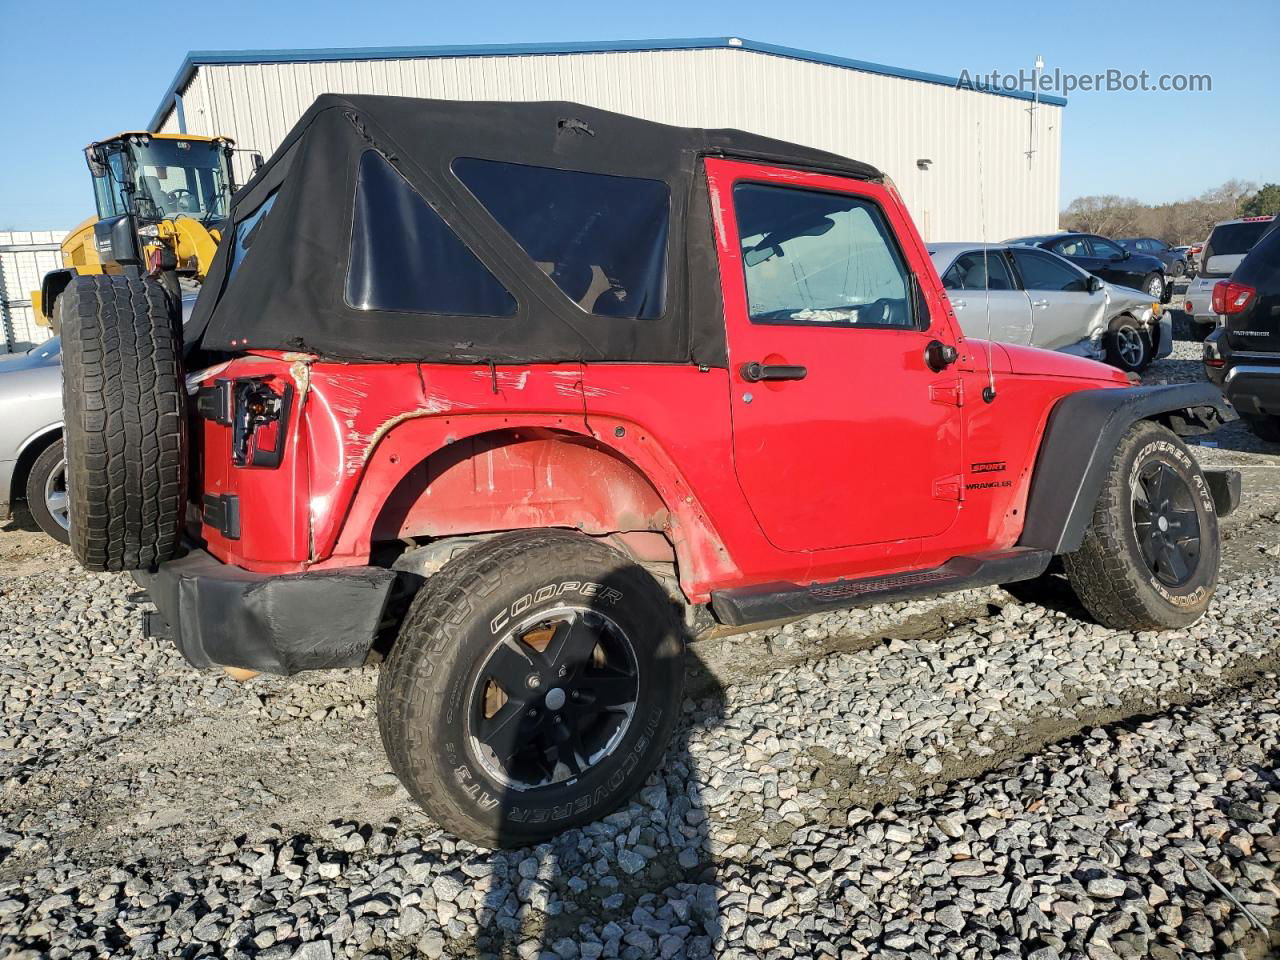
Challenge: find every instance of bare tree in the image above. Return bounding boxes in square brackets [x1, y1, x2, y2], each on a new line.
[1060, 180, 1257, 244]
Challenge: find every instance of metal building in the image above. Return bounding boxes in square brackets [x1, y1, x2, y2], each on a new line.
[0, 232, 65, 353]
[149, 37, 1065, 242]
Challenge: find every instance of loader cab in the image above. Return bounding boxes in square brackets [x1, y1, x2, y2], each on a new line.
[85, 133, 235, 269]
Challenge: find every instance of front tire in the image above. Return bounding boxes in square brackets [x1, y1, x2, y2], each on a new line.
[24, 441, 70, 545]
[1143, 272, 1165, 300]
[1171, 260, 1186, 278]
[377, 531, 686, 848]
[1063, 420, 1219, 631]
[1104, 314, 1151, 372]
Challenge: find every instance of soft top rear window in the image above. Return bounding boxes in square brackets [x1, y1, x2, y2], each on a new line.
[453, 158, 670, 320]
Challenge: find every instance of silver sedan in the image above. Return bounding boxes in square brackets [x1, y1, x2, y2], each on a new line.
[0, 337, 67, 543]
[928, 243, 1171, 372]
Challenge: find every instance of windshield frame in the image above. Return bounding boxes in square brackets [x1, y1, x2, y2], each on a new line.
[89, 136, 233, 225]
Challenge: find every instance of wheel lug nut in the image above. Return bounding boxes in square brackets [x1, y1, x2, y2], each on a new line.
[525, 675, 542, 689]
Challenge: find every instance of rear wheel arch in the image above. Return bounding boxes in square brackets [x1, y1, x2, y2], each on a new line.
[1018, 384, 1235, 555]
[10, 426, 63, 504]
[340, 421, 730, 600]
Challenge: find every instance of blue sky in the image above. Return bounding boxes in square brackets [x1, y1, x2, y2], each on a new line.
[1, 0, 1274, 230]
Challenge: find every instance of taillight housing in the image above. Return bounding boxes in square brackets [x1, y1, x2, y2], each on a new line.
[1211, 280, 1256, 315]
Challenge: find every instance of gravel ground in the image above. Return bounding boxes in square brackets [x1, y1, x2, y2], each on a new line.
[2, 335, 1279, 960]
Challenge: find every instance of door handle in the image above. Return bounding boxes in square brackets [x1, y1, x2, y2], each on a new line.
[740, 362, 807, 382]
[1031, 299, 1049, 309]
[952, 299, 967, 309]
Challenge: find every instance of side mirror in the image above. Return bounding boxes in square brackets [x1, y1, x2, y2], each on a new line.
[251, 152, 265, 173]
[1088, 275, 1104, 293]
[84, 146, 107, 178]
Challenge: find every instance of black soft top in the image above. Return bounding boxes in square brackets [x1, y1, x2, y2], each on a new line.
[186, 93, 882, 366]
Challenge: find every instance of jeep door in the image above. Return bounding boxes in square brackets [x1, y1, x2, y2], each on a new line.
[938, 249, 1033, 346]
[1009, 247, 1106, 351]
[705, 158, 963, 552]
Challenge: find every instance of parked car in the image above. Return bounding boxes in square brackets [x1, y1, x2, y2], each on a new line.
[55, 95, 1239, 848]
[1119, 237, 1189, 277]
[1185, 216, 1277, 338]
[1172, 245, 1198, 277]
[929, 243, 1169, 371]
[1006, 232, 1169, 301]
[0, 337, 67, 543]
[1185, 242, 1204, 276]
[1203, 220, 1280, 441]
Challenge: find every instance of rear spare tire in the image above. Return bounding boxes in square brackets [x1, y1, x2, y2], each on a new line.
[58, 274, 186, 571]
[378, 530, 686, 848]
[1063, 420, 1219, 631]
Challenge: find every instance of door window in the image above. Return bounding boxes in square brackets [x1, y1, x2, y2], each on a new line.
[1011, 249, 1090, 292]
[942, 251, 1016, 291]
[1090, 237, 1126, 260]
[732, 183, 914, 328]
[1052, 237, 1090, 257]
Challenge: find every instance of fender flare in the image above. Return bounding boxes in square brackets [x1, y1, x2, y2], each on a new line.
[40, 268, 78, 333]
[1018, 383, 1235, 555]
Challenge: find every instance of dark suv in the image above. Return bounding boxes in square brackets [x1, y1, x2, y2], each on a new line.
[1204, 221, 1280, 441]
[1008, 232, 1169, 301]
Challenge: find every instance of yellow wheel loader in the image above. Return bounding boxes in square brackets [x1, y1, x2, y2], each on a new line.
[33, 131, 255, 329]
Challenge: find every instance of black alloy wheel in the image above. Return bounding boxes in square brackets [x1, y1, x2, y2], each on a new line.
[468, 607, 639, 790]
[1132, 460, 1202, 587]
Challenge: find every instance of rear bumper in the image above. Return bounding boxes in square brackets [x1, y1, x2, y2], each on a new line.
[134, 548, 396, 675]
[1223, 363, 1280, 417]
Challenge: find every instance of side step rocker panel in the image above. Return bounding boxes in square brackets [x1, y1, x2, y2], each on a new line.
[709, 547, 1052, 628]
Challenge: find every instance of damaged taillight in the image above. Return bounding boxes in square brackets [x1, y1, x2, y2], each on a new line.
[196, 377, 294, 468]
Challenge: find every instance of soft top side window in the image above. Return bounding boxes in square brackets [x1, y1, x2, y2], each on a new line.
[453, 158, 670, 320]
[228, 191, 278, 280]
[732, 182, 915, 328]
[345, 150, 516, 317]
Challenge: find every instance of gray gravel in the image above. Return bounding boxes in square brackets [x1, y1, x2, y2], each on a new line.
[2, 331, 1278, 960]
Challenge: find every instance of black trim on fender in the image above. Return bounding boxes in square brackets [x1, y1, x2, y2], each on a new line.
[1018, 383, 1237, 555]
[133, 547, 396, 675]
[710, 547, 1051, 627]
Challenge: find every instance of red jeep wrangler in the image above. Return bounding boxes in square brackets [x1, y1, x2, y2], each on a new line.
[57, 95, 1239, 847]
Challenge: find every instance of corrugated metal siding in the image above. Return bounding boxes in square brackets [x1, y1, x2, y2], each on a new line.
[161, 47, 1061, 241]
[0, 232, 65, 353]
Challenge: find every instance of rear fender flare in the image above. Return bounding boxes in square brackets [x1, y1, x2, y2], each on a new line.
[323, 415, 736, 601]
[1018, 383, 1235, 555]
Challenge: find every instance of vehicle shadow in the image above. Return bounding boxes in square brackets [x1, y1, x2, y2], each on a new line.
[479, 566, 727, 960]
[0, 504, 41, 535]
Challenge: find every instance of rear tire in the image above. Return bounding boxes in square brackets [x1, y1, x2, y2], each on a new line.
[1104, 314, 1151, 372]
[24, 440, 70, 545]
[1171, 260, 1186, 278]
[1063, 420, 1219, 631]
[58, 274, 186, 571]
[1243, 414, 1280, 443]
[377, 530, 686, 848]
